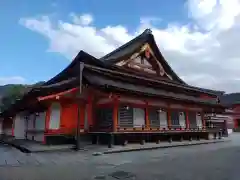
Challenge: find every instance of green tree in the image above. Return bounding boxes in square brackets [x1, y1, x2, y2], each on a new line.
[0, 85, 27, 112]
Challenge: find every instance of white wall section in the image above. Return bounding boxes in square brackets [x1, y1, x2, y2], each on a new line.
[14, 115, 25, 139]
[179, 112, 186, 128]
[35, 112, 46, 130]
[196, 113, 202, 128]
[49, 103, 61, 129]
[133, 108, 145, 127]
[159, 111, 168, 128]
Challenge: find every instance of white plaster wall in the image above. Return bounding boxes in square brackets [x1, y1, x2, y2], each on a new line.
[14, 115, 25, 139]
[28, 115, 34, 130]
[4, 128, 12, 136]
[49, 103, 60, 129]
[35, 112, 46, 130]
[34, 133, 44, 142]
[33, 112, 46, 143]
[228, 129, 233, 134]
[27, 133, 32, 140]
[179, 112, 186, 128]
[196, 114, 202, 128]
[159, 111, 168, 128]
[133, 108, 145, 127]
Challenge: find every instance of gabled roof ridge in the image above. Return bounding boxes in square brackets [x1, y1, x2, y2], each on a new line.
[147, 33, 187, 85]
[100, 29, 151, 61]
[45, 50, 102, 85]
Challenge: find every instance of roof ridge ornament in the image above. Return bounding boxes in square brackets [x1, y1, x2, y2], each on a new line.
[145, 29, 152, 34]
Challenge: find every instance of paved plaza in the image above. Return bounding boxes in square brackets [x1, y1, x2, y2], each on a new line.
[0, 133, 239, 179]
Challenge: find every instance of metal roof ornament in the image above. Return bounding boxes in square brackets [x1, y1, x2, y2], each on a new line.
[145, 29, 152, 34]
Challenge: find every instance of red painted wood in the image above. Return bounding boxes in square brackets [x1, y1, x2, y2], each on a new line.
[201, 112, 205, 128]
[185, 110, 189, 129]
[113, 98, 119, 132]
[234, 119, 238, 128]
[167, 107, 171, 128]
[37, 87, 78, 101]
[87, 95, 93, 126]
[60, 102, 79, 133]
[96, 103, 113, 108]
[145, 102, 150, 129]
[43, 106, 51, 144]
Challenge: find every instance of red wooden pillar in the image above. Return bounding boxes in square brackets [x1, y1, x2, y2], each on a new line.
[201, 112, 206, 129]
[167, 106, 171, 129]
[234, 119, 238, 128]
[113, 97, 119, 132]
[87, 95, 93, 128]
[145, 101, 150, 129]
[185, 110, 189, 129]
[43, 106, 51, 144]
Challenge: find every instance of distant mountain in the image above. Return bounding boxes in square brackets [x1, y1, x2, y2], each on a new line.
[220, 93, 240, 106]
[0, 82, 45, 112]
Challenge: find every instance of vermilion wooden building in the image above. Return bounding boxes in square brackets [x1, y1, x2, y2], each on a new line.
[0, 29, 225, 145]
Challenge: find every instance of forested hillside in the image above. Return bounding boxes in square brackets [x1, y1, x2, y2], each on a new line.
[0, 82, 44, 112]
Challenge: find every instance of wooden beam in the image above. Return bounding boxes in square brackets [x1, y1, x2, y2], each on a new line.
[113, 97, 119, 132]
[185, 110, 189, 129]
[37, 87, 78, 101]
[87, 94, 93, 126]
[145, 101, 150, 129]
[167, 105, 172, 128]
[43, 106, 51, 144]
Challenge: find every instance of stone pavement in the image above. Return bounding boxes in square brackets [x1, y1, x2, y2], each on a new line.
[1, 134, 228, 154]
[0, 133, 239, 180]
[0, 137, 231, 167]
[99, 138, 229, 155]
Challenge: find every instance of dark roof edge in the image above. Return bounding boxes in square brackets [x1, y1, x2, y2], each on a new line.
[100, 29, 151, 61]
[148, 33, 187, 85]
[45, 50, 102, 85]
[83, 64, 223, 96]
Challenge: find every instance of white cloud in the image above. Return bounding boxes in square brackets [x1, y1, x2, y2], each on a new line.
[19, 1, 240, 93]
[70, 13, 93, 26]
[0, 76, 26, 85]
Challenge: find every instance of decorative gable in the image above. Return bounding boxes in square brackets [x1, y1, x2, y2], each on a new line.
[115, 43, 173, 80]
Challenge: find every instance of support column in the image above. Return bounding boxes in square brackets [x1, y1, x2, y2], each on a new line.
[43, 106, 51, 144]
[234, 119, 238, 129]
[87, 95, 93, 130]
[201, 112, 205, 129]
[32, 114, 36, 141]
[185, 110, 189, 129]
[167, 106, 171, 129]
[113, 97, 119, 132]
[25, 116, 28, 140]
[145, 101, 150, 129]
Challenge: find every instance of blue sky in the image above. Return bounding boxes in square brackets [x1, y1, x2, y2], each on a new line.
[1, 0, 240, 93]
[0, 0, 188, 84]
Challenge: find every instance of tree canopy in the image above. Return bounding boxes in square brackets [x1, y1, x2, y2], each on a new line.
[0, 81, 45, 112]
